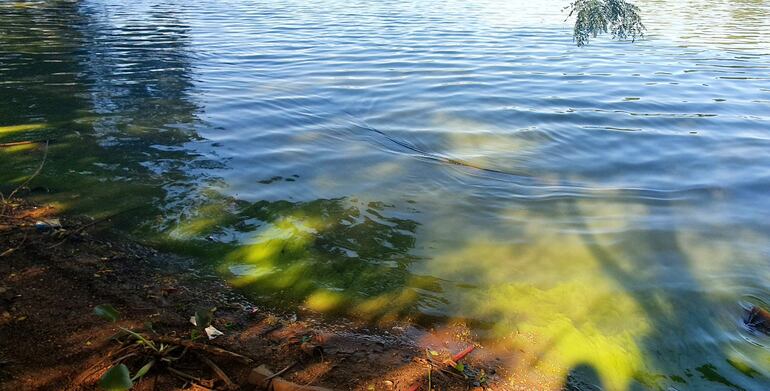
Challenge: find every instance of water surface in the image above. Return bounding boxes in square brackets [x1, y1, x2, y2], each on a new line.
[2, 0, 770, 389]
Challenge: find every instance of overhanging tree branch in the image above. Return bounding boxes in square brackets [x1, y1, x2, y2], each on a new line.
[566, 0, 645, 46]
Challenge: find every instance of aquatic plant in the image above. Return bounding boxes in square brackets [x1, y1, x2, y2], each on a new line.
[566, 0, 645, 46]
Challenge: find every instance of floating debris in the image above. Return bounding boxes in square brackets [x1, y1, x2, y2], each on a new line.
[745, 305, 770, 334]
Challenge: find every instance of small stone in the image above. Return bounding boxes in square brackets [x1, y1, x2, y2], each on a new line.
[383, 380, 394, 390]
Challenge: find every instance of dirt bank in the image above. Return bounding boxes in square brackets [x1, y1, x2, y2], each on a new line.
[0, 197, 511, 391]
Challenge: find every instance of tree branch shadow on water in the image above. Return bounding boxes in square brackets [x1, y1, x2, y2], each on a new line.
[4, 1, 770, 390]
[556, 193, 759, 390]
[0, 6, 448, 389]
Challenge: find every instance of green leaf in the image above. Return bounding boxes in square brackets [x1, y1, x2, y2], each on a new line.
[99, 364, 133, 391]
[454, 363, 465, 372]
[429, 350, 439, 356]
[131, 360, 155, 382]
[94, 304, 120, 323]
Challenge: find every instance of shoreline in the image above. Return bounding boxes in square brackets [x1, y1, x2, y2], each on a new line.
[0, 197, 511, 391]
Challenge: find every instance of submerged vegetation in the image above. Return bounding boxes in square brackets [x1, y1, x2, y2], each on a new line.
[6, 0, 770, 390]
[566, 0, 645, 46]
[1, 195, 498, 390]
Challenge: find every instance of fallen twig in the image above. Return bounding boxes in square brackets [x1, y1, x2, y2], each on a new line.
[145, 336, 254, 365]
[195, 352, 239, 390]
[46, 217, 103, 249]
[4, 140, 48, 211]
[264, 361, 297, 382]
[46, 204, 147, 249]
[0, 231, 28, 257]
[248, 365, 333, 391]
[111, 352, 138, 365]
[167, 366, 203, 383]
[416, 357, 459, 380]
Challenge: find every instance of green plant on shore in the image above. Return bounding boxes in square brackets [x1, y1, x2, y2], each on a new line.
[566, 0, 645, 46]
[93, 304, 244, 390]
[94, 305, 181, 390]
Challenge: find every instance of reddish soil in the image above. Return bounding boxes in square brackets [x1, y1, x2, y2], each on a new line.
[0, 198, 511, 391]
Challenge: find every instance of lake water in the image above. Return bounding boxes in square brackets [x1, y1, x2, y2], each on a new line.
[2, 0, 770, 389]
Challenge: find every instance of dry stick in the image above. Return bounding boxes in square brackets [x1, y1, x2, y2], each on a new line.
[79, 345, 134, 381]
[111, 352, 138, 365]
[250, 365, 333, 391]
[6, 140, 48, 201]
[166, 346, 190, 362]
[167, 366, 203, 383]
[264, 362, 297, 382]
[422, 358, 451, 381]
[111, 343, 137, 358]
[415, 357, 462, 380]
[146, 336, 254, 365]
[46, 217, 104, 249]
[195, 353, 238, 391]
[46, 204, 147, 249]
[0, 231, 27, 257]
[1, 140, 48, 217]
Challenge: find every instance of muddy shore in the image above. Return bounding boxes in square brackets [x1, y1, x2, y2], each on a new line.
[0, 197, 513, 391]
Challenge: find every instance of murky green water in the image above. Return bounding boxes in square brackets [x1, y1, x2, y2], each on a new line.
[2, 0, 770, 389]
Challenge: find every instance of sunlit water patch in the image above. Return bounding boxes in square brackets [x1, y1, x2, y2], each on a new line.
[2, 0, 770, 389]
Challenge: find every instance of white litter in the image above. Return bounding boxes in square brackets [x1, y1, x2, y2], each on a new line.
[190, 316, 225, 340]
